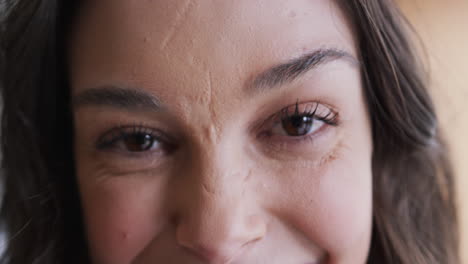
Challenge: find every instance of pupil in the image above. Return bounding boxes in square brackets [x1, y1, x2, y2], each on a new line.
[124, 134, 154, 151]
[283, 115, 313, 136]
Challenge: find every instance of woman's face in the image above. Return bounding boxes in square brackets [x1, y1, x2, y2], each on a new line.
[70, 0, 373, 263]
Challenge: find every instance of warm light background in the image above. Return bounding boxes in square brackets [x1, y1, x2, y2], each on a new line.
[397, 0, 468, 260]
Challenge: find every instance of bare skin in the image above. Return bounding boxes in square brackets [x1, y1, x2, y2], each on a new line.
[70, 0, 373, 263]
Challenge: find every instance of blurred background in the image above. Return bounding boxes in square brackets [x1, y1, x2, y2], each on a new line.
[397, 0, 468, 260]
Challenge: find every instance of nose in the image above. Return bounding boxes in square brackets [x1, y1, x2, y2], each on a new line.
[173, 151, 267, 263]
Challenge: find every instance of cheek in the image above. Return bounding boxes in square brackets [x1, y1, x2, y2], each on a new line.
[273, 145, 373, 263]
[317, 161, 372, 261]
[78, 171, 169, 264]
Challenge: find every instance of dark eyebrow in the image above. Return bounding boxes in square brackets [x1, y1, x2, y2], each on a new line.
[248, 48, 358, 93]
[72, 86, 163, 111]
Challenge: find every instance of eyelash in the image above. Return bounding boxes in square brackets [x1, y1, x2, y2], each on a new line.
[95, 101, 339, 154]
[281, 101, 338, 125]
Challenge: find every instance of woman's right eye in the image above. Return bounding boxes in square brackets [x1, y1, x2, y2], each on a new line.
[96, 125, 167, 154]
[118, 133, 160, 152]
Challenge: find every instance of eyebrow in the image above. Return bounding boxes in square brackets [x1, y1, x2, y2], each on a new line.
[72, 48, 358, 111]
[73, 86, 163, 112]
[247, 48, 358, 93]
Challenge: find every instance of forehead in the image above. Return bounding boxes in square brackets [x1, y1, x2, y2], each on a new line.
[70, 0, 356, 96]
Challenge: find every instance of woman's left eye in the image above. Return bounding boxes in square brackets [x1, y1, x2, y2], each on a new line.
[273, 114, 324, 137]
[267, 101, 338, 138]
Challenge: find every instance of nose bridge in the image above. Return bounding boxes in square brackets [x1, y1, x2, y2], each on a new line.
[197, 143, 243, 196]
[188, 128, 249, 200]
[173, 141, 266, 262]
[190, 145, 244, 224]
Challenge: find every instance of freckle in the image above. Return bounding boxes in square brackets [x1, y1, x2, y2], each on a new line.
[120, 230, 129, 241]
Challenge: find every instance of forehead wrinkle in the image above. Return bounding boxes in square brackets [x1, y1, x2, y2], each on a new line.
[71, 0, 358, 134]
[206, 70, 219, 140]
[198, 68, 224, 146]
[160, 0, 196, 50]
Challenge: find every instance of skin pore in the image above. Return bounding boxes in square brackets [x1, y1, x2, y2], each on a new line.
[70, 0, 373, 263]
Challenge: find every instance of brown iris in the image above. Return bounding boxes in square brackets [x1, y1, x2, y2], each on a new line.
[122, 133, 155, 152]
[282, 114, 314, 136]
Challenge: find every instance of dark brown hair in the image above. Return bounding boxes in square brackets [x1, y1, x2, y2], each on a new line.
[0, 0, 459, 263]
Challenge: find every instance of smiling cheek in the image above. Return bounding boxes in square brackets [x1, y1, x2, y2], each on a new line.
[78, 169, 170, 264]
[271, 142, 373, 263]
[316, 162, 372, 263]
